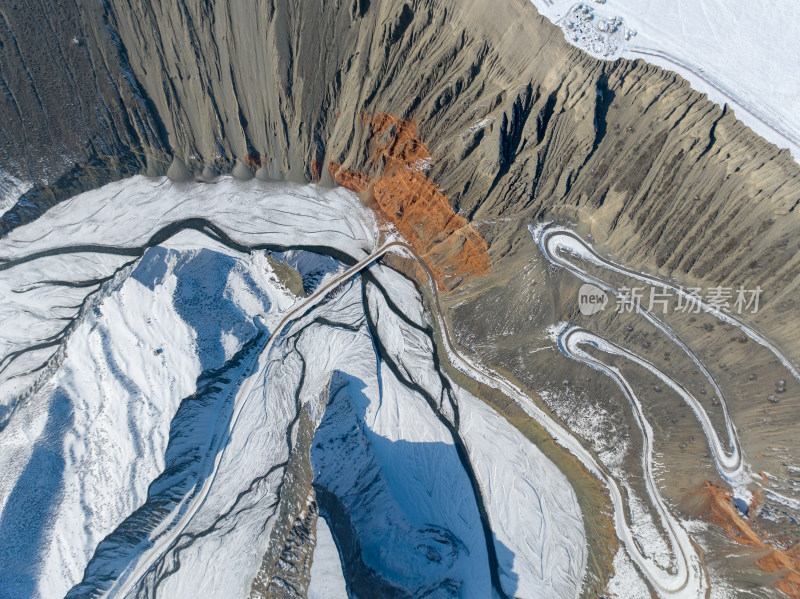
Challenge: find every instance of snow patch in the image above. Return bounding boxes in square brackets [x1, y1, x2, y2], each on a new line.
[605, 547, 650, 598]
[529, 0, 800, 160]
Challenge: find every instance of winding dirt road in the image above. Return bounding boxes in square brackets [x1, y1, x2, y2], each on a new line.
[392, 244, 709, 597]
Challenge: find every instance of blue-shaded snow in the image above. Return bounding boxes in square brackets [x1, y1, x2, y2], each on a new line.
[0, 390, 72, 599]
[133, 247, 270, 371]
[0, 243, 273, 599]
[310, 372, 518, 598]
[66, 333, 265, 599]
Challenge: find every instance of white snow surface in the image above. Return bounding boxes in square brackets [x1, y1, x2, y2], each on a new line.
[529, 0, 800, 161]
[0, 176, 377, 261]
[0, 252, 132, 404]
[0, 230, 296, 599]
[605, 547, 650, 598]
[0, 176, 376, 414]
[0, 176, 587, 599]
[458, 389, 586, 598]
[307, 516, 348, 599]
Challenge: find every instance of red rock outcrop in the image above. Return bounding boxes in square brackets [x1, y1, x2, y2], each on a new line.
[329, 113, 490, 290]
[685, 482, 800, 597]
[329, 161, 370, 193]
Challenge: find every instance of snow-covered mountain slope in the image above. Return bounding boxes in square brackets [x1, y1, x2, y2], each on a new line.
[307, 265, 587, 599]
[458, 391, 585, 597]
[0, 230, 296, 599]
[0, 177, 586, 599]
[530, 0, 800, 161]
[0, 176, 375, 423]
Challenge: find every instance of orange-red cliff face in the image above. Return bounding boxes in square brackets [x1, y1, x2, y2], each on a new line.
[328, 162, 369, 193]
[329, 113, 490, 291]
[686, 483, 800, 597]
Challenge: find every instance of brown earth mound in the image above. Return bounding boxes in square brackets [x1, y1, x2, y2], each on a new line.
[329, 113, 490, 290]
[685, 482, 800, 597]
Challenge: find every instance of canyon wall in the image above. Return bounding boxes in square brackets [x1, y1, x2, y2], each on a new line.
[1, 0, 799, 350]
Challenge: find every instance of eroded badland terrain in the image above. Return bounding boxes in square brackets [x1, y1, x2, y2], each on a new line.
[2, 0, 800, 595]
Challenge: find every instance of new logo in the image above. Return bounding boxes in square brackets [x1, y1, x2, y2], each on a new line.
[578, 283, 608, 315]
